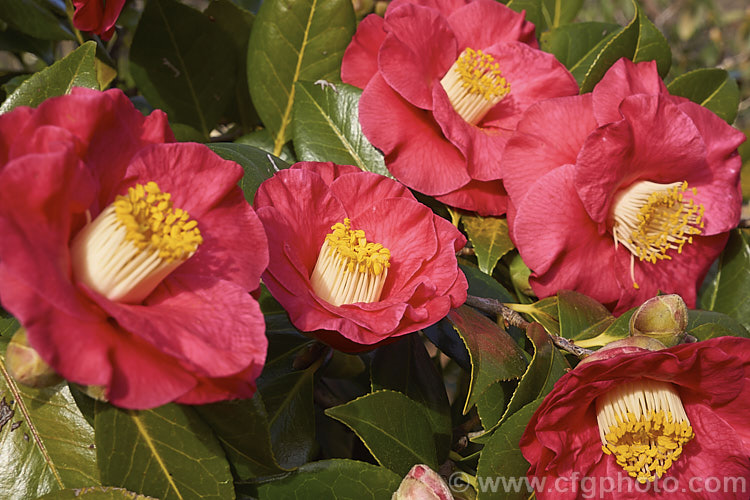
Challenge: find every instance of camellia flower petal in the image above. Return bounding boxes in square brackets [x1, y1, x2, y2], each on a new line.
[341, 0, 579, 215]
[503, 58, 746, 313]
[0, 88, 268, 409]
[254, 162, 467, 352]
[520, 336, 750, 499]
[72, 0, 127, 40]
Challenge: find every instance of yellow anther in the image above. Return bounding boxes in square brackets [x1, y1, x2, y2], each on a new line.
[439, 47, 511, 125]
[596, 380, 693, 483]
[309, 219, 391, 306]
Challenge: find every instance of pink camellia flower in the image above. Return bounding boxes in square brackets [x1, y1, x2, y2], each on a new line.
[341, 0, 579, 215]
[72, 0, 127, 40]
[502, 58, 745, 314]
[254, 162, 467, 352]
[0, 88, 268, 409]
[520, 336, 750, 499]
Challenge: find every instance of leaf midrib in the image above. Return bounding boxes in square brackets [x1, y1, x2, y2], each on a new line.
[129, 410, 185, 500]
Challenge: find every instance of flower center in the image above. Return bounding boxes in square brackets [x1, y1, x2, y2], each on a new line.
[610, 181, 704, 289]
[309, 218, 390, 306]
[596, 379, 694, 484]
[70, 181, 203, 303]
[439, 47, 510, 125]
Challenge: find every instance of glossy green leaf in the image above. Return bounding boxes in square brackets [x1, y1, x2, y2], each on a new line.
[371, 335, 452, 462]
[574, 308, 634, 348]
[258, 357, 319, 470]
[668, 68, 741, 124]
[508, 253, 534, 299]
[325, 390, 438, 475]
[0, 367, 99, 499]
[509, 298, 560, 335]
[194, 393, 288, 481]
[447, 306, 527, 414]
[474, 380, 515, 431]
[686, 310, 749, 339]
[235, 129, 297, 164]
[557, 290, 614, 340]
[94, 402, 234, 500]
[462, 216, 514, 276]
[700, 229, 750, 332]
[494, 323, 567, 430]
[505, 0, 584, 33]
[254, 459, 401, 499]
[130, 0, 237, 138]
[541, 22, 620, 69]
[577, 2, 670, 92]
[38, 487, 155, 499]
[0, 0, 73, 40]
[461, 264, 515, 303]
[203, 0, 258, 130]
[293, 81, 389, 176]
[207, 143, 290, 203]
[0, 41, 98, 114]
[247, 0, 356, 156]
[474, 399, 543, 500]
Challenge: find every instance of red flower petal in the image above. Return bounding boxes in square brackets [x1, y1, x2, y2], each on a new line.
[360, 73, 470, 196]
[341, 14, 386, 88]
[388, 0, 469, 18]
[72, 0, 127, 40]
[433, 179, 507, 216]
[446, 0, 537, 50]
[379, 3, 457, 109]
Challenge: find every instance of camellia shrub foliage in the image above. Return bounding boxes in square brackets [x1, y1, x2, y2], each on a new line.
[0, 0, 748, 498]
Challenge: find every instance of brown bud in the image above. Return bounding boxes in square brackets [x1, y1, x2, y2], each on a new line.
[629, 294, 688, 347]
[392, 464, 454, 500]
[5, 328, 62, 388]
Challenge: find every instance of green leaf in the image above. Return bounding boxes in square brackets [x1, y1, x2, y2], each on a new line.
[462, 216, 514, 276]
[505, 0, 584, 33]
[235, 129, 297, 164]
[557, 290, 614, 340]
[254, 459, 401, 499]
[0, 0, 73, 40]
[130, 0, 237, 138]
[293, 81, 389, 176]
[475, 399, 543, 500]
[574, 308, 634, 348]
[258, 358, 319, 470]
[686, 310, 749, 339]
[325, 390, 438, 475]
[576, 2, 670, 92]
[0, 372, 99, 498]
[461, 264, 515, 303]
[371, 335, 452, 462]
[447, 306, 528, 414]
[38, 487, 156, 499]
[94, 402, 234, 500]
[493, 323, 567, 430]
[667, 69, 741, 124]
[247, 0, 356, 156]
[207, 143, 290, 203]
[541, 22, 620, 69]
[194, 394, 288, 480]
[509, 298, 560, 335]
[0, 41, 98, 114]
[700, 229, 750, 332]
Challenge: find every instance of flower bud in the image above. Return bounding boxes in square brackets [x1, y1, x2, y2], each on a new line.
[5, 328, 62, 388]
[629, 294, 688, 347]
[392, 464, 454, 500]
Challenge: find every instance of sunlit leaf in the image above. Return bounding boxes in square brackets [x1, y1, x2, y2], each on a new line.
[557, 290, 614, 340]
[95, 402, 234, 500]
[325, 390, 438, 475]
[509, 298, 560, 335]
[293, 81, 389, 176]
[505, 0, 584, 33]
[700, 229, 750, 332]
[37, 487, 155, 499]
[247, 0, 355, 156]
[461, 216, 514, 276]
[541, 22, 620, 69]
[0, 41, 98, 114]
[668, 69, 741, 124]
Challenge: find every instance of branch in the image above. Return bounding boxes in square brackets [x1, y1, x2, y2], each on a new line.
[465, 295, 594, 358]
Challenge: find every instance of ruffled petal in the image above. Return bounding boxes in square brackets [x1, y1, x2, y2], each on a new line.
[329, 169, 416, 219]
[514, 165, 622, 305]
[379, 3, 457, 109]
[341, 14, 387, 88]
[433, 179, 507, 216]
[0, 105, 32, 164]
[388, 0, 468, 18]
[446, 0, 537, 50]
[360, 73, 470, 196]
[592, 58, 668, 126]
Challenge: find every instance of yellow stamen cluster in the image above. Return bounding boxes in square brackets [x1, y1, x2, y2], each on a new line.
[610, 181, 704, 289]
[596, 380, 694, 483]
[309, 218, 391, 306]
[439, 47, 510, 125]
[70, 182, 202, 303]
